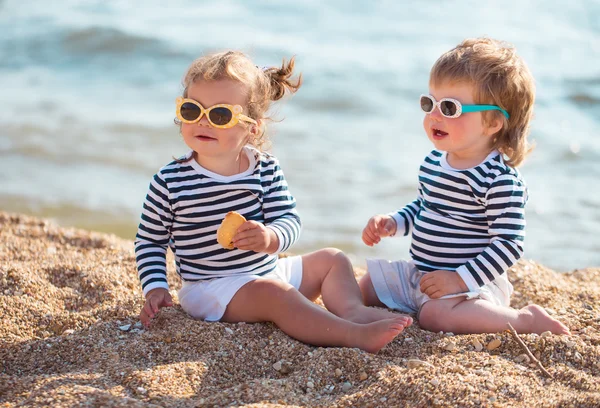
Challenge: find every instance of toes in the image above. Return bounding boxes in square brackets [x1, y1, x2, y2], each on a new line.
[395, 316, 412, 325]
[389, 322, 405, 332]
[559, 324, 571, 335]
[390, 319, 408, 332]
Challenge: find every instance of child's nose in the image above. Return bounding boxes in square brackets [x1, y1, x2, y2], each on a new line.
[197, 113, 211, 127]
[429, 106, 443, 120]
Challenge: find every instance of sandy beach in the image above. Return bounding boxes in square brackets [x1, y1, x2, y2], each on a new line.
[0, 211, 599, 407]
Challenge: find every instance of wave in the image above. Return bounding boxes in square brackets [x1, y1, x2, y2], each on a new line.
[62, 26, 177, 57]
[568, 93, 600, 106]
[0, 121, 181, 175]
[0, 25, 188, 70]
[0, 193, 138, 239]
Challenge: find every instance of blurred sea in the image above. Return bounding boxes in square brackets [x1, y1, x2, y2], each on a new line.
[1, 0, 599, 271]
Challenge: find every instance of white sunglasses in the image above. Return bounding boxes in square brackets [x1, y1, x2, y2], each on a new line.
[420, 94, 509, 119]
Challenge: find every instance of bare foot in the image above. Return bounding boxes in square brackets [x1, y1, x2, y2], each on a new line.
[343, 305, 413, 327]
[353, 317, 408, 354]
[521, 304, 570, 335]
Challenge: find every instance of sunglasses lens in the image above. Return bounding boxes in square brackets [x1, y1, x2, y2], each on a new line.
[180, 102, 201, 121]
[420, 96, 434, 113]
[208, 107, 233, 126]
[440, 100, 458, 117]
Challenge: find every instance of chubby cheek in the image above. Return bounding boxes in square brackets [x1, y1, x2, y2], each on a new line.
[448, 117, 475, 141]
[180, 123, 193, 138]
[422, 116, 430, 137]
[180, 124, 197, 145]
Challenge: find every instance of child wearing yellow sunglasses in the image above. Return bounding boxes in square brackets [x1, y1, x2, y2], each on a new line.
[134, 50, 412, 353]
[360, 38, 570, 336]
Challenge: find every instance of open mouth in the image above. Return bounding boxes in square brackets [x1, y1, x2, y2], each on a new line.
[432, 128, 449, 139]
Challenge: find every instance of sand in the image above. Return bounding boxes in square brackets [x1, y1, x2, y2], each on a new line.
[0, 211, 599, 407]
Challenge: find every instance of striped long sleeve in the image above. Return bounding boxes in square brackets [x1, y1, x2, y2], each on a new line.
[134, 146, 301, 296]
[456, 174, 527, 291]
[135, 172, 173, 295]
[262, 162, 301, 254]
[390, 188, 422, 237]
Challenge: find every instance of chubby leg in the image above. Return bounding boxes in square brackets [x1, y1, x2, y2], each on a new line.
[358, 271, 386, 308]
[418, 297, 570, 335]
[300, 248, 412, 326]
[222, 278, 408, 353]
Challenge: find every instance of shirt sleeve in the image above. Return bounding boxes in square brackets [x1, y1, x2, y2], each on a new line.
[388, 186, 423, 237]
[456, 174, 527, 291]
[262, 159, 301, 255]
[134, 172, 173, 296]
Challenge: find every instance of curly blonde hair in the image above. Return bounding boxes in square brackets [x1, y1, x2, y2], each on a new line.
[177, 50, 302, 152]
[430, 38, 535, 167]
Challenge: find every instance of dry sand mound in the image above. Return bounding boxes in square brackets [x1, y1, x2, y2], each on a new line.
[0, 212, 599, 407]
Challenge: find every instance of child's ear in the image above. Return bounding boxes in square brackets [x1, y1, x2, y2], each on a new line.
[251, 119, 262, 135]
[484, 114, 504, 137]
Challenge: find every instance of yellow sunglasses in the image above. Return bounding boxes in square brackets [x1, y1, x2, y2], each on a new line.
[175, 97, 257, 129]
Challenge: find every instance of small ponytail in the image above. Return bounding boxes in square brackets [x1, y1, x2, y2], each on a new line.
[264, 56, 302, 101]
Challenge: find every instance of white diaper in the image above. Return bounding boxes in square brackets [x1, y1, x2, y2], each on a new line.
[178, 255, 303, 322]
[367, 258, 513, 314]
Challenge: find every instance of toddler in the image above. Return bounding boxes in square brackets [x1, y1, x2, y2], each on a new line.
[135, 50, 411, 353]
[359, 38, 569, 335]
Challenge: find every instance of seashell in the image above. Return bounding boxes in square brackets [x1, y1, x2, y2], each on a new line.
[486, 339, 501, 350]
[443, 342, 456, 352]
[407, 359, 434, 369]
[280, 362, 292, 374]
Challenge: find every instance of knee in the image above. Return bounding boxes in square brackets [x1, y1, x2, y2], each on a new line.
[320, 247, 346, 259]
[315, 247, 351, 269]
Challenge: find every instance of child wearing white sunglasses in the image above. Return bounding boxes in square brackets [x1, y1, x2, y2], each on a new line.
[359, 38, 569, 335]
[134, 51, 412, 353]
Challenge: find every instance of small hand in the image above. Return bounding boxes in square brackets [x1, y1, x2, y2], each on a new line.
[362, 215, 397, 246]
[140, 288, 173, 328]
[419, 270, 468, 299]
[233, 221, 278, 253]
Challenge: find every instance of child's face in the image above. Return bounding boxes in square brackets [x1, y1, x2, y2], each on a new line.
[423, 81, 497, 167]
[181, 79, 254, 163]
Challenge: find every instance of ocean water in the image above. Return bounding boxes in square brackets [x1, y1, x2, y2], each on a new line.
[1, 0, 599, 272]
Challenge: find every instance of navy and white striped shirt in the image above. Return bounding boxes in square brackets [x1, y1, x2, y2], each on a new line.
[135, 146, 301, 296]
[391, 150, 527, 291]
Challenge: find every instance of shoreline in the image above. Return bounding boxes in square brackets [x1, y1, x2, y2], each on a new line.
[1, 211, 599, 407]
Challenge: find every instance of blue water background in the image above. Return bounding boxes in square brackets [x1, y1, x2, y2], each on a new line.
[1, 0, 599, 271]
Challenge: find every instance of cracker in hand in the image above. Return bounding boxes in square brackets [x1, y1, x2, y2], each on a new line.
[216, 211, 247, 249]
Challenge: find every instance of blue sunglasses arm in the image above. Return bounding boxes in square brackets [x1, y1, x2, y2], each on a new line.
[462, 104, 510, 119]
